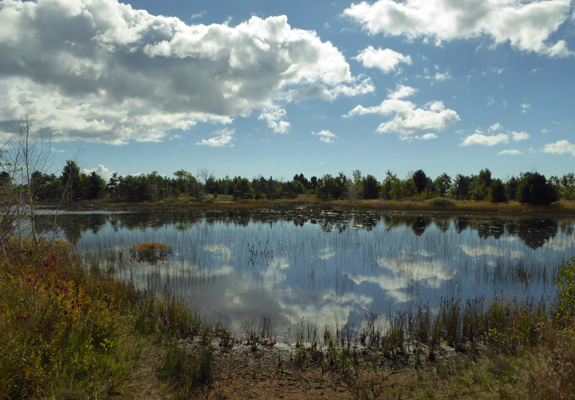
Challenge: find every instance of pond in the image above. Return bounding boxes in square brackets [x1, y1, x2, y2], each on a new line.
[36, 208, 575, 338]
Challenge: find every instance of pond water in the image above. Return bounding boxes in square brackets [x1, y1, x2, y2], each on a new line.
[36, 208, 575, 337]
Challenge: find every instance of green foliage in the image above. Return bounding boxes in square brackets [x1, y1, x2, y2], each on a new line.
[412, 169, 428, 194]
[559, 173, 575, 200]
[505, 176, 519, 201]
[16, 162, 575, 205]
[450, 174, 472, 200]
[381, 171, 415, 200]
[361, 174, 380, 199]
[488, 179, 507, 203]
[60, 160, 82, 204]
[86, 171, 106, 200]
[316, 173, 348, 200]
[469, 178, 489, 200]
[232, 177, 253, 200]
[433, 173, 452, 197]
[516, 172, 558, 206]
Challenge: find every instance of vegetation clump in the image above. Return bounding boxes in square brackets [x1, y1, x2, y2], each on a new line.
[129, 242, 172, 263]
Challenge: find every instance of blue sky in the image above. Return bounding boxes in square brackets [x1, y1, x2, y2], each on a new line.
[1, 0, 574, 182]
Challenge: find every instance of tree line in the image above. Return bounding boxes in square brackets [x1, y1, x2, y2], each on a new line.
[1, 161, 573, 206]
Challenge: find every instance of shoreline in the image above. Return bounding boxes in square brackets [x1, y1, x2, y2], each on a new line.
[38, 197, 575, 217]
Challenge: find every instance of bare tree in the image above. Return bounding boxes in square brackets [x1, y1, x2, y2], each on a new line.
[2, 116, 52, 246]
[197, 168, 213, 200]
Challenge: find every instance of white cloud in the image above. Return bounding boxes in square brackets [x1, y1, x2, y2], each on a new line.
[0, 0, 366, 144]
[190, 11, 206, 20]
[82, 164, 115, 180]
[511, 131, 530, 141]
[520, 103, 532, 113]
[498, 149, 522, 156]
[461, 132, 510, 146]
[312, 129, 337, 144]
[258, 107, 290, 134]
[196, 128, 235, 147]
[354, 46, 412, 73]
[402, 132, 438, 141]
[423, 65, 451, 82]
[543, 140, 575, 156]
[418, 133, 438, 140]
[344, 0, 572, 57]
[462, 124, 530, 147]
[345, 85, 459, 138]
[489, 123, 503, 132]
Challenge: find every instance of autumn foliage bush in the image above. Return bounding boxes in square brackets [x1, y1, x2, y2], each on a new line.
[0, 238, 140, 398]
[0, 237, 209, 399]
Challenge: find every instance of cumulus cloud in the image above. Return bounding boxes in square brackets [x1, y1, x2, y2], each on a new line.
[343, 0, 572, 57]
[0, 0, 367, 144]
[461, 132, 509, 146]
[82, 164, 115, 180]
[196, 128, 235, 147]
[354, 46, 412, 73]
[543, 140, 575, 156]
[345, 85, 459, 138]
[311, 129, 337, 143]
[511, 131, 530, 141]
[461, 124, 530, 146]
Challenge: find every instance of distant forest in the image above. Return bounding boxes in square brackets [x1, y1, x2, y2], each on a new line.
[1, 160, 572, 206]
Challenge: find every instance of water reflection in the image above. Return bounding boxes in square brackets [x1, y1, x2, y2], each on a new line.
[36, 209, 570, 250]
[34, 208, 575, 336]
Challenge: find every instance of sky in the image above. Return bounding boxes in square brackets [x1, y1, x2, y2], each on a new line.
[1, 0, 575, 182]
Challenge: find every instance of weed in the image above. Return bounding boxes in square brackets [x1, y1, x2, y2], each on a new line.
[554, 258, 575, 326]
[156, 339, 212, 397]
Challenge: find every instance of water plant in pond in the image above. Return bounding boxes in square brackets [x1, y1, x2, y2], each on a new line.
[129, 242, 172, 263]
